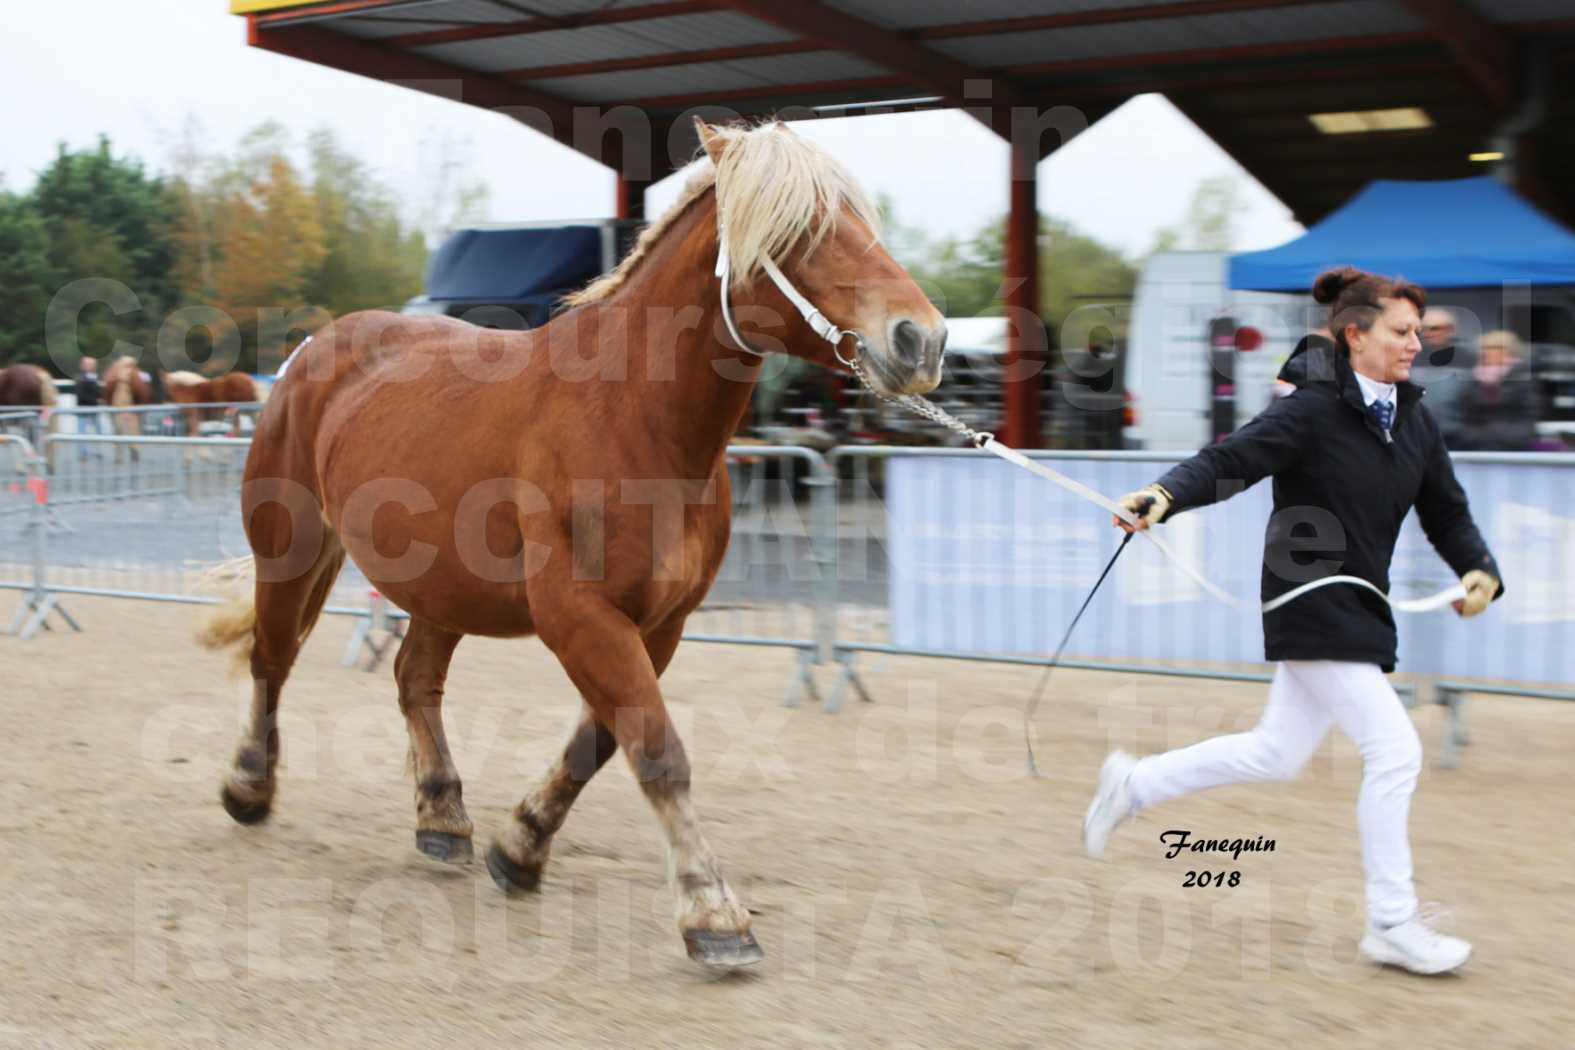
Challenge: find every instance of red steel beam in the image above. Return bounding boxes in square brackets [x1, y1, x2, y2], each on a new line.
[616, 175, 648, 221]
[1007, 32, 1433, 80]
[1002, 142, 1040, 449]
[608, 75, 912, 111]
[382, 0, 718, 47]
[248, 18, 587, 154]
[915, 0, 1328, 40]
[502, 39, 821, 82]
[1052, 58, 1456, 99]
[1392, 0, 1515, 110]
[717, 0, 1025, 118]
[254, 0, 436, 26]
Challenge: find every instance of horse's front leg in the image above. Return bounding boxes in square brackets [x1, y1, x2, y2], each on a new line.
[488, 600, 759, 968]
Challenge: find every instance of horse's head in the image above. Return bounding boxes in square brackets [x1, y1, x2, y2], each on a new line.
[700, 121, 945, 396]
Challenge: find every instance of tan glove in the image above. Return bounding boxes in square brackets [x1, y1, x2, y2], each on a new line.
[1453, 569, 1500, 618]
[1114, 484, 1172, 534]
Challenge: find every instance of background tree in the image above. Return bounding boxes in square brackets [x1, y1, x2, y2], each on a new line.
[29, 138, 180, 371]
[886, 208, 1136, 336]
[0, 186, 59, 368]
[1146, 174, 1244, 254]
[407, 125, 491, 247]
[165, 122, 429, 372]
[305, 128, 427, 320]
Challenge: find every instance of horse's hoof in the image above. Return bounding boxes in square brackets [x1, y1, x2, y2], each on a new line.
[484, 843, 541, 895]
[220, 784, 272, 825]
[683, 929, 765, 969]
[415, 830, 474, 864]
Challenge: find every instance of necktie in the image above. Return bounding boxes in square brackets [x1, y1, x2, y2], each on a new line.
[1371, 398, 1394, 431]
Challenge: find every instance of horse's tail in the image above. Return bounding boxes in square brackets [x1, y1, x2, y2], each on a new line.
[195, 555, 258, 676]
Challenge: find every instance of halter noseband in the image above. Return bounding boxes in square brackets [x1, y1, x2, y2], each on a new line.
[714, 228, 867, 364]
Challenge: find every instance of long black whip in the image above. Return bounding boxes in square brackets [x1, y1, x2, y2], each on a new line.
[1024, 529, 1136, 777]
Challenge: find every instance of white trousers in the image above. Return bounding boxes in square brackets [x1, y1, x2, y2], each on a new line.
[1126, 660, 1422, 927]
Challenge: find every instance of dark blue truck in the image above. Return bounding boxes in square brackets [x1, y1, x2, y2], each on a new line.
[402, 220, 645, 329]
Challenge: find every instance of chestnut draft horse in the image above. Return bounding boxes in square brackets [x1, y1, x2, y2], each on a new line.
[198, 120, 945, 968]
[166, 371, 258, 434]
[102, 356, 155, 461]
[0, 363, 59, 447]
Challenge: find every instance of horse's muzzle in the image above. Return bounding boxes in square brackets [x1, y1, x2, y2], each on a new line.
[876, 319, 945, 394]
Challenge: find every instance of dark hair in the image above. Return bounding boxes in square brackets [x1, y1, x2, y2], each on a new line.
[1312, 266, 1426, 356]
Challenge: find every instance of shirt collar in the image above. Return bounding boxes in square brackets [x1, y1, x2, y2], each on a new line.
[1351, 368, 1396, 408]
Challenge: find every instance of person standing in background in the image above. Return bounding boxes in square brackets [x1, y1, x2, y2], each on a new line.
[74, 355, 102, 435]
[1420, 308, 1458, 366]
[1451, 330, 1537, 451]
[1415, 308, 1471, 445]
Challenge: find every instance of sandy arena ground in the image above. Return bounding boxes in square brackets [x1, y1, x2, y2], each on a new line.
[1, 595, 1571, 1049]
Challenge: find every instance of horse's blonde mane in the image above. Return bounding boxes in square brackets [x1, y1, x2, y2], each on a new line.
[104, 356, 139, 385]
[165, 371, 205, 388]
[562, 122, 880, 308]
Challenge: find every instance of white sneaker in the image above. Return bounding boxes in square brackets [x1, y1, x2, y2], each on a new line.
[1083, 751, 1138, 858]
[1360, 914, 1472, 975]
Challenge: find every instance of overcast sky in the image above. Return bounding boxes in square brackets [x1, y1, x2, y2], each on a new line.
[5, 0, 1305, 258]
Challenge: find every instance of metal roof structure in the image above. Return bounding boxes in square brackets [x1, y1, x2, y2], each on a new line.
[234, 0, 1575, 225]
[231, 0, 1575, 445]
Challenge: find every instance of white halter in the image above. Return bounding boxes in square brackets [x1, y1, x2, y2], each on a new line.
[714, 227, 863, 363]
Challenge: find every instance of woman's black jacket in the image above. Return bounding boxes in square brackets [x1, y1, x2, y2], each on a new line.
[1153, 345, 1502, 671]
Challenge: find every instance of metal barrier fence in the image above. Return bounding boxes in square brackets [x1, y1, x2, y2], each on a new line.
[822, 445, 1421, 708]
[1, 430, 835, 705]
[0, 434, 78, 639]
[5, 431, 1571, 761]
[824, 445, 1574, 761]
[49, 402, 266, 437]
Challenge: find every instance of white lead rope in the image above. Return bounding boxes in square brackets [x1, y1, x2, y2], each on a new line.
[712, 230, 1466, 616]
[981, 438, 1467, 615]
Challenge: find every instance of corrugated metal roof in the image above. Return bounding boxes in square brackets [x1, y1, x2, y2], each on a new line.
[929, 1, 1422, 67]
[416, 13, 798, 74]
[332, 0, 711, 39]
[528, 51, 887, 103]
[1471, 0, 1575, 22]
[333, 1, 511, 41]
[827, 0, 1206, 32]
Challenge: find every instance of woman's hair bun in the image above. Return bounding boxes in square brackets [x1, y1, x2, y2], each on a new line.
[1312, 266, 1362, 304]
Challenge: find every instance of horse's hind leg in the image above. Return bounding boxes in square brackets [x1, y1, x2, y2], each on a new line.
[220, 531, 345, 824]
[396, 618, 473, 863]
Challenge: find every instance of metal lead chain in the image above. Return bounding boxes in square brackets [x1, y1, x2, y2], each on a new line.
[842, 347, 994, 448]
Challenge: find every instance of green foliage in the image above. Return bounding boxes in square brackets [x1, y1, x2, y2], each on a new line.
[1146, 174, 1243, 255]
[303, 129, 427, 321]
[24, 139, 180, 370]
[0, 125, 437, 376]
[887, 209, 1137, 344]
[0, 189, 59, 368]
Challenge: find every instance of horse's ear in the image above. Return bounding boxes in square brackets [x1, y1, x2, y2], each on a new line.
[694, 117, 727, 166]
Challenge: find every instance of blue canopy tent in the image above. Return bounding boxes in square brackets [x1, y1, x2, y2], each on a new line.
[1230, 177, 1575, 291]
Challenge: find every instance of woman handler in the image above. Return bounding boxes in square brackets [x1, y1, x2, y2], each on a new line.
[1083, 266, 1502, 975]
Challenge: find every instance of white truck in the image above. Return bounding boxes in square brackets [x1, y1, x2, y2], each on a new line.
[1124, 251, 1315, 451]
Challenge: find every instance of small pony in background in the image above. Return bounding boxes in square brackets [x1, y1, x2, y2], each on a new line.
[166, 371, 259, 436]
